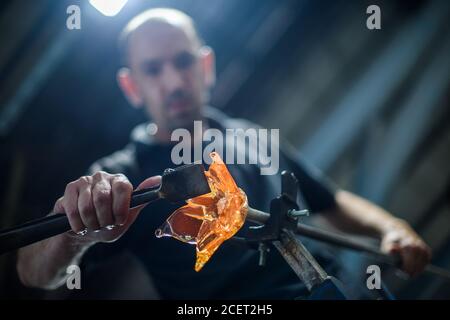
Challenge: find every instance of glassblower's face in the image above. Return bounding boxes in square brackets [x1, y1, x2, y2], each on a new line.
[128, 22, 206, 132]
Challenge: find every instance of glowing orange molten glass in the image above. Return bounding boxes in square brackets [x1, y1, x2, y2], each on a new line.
[155, 152, 248, 271]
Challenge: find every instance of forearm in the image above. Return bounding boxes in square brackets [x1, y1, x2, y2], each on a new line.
[322, 190, 431, 276]
[323, 190, 407, 239]
[17, 232, 94, 289]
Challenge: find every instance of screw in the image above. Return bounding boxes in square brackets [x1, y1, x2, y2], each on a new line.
[287, 209, 309, 219]
[258, 243, 269, 266]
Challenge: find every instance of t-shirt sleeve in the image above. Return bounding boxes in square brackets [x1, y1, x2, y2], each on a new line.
[280, 140, 339, 213]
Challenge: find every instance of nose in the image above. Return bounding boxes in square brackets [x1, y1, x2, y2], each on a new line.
[161, 63, 184, 94]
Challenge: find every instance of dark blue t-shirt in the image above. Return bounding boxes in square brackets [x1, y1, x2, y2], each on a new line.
[84, 107, 339, 299]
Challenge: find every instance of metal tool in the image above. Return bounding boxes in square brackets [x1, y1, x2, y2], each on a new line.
[234, 171, 349, 299]
[246, 203, 450, 282]
[0, 163, 211, 255]
[233, 170, 450, 299]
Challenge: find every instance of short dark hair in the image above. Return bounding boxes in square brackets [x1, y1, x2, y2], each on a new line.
[118, 8, 204, 66]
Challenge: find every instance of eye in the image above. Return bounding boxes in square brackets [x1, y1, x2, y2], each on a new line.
[173, 52, 195, 70]
[144, 62, 162, 77]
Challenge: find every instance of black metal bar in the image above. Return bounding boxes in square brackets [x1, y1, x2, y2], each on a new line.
[273, 229, 328, 291]
[246, 207, 450, 281]
[0, 187, 159, 255]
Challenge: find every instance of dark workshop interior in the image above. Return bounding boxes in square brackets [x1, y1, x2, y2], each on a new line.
[0, 0, 449, 299]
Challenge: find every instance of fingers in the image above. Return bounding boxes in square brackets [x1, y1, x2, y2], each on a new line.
[57, 172, 134, 234]
[413, 242, 432, 275]
[91, 172, 113, 229]
[414, 249, 428, 276]
[77, 177, 96, 230]
[381, 223, 433, 277]
[63, 180, 85, 233]
[111, 174, 133, 226]
[399, 243, 417, 276]
[55, 172, 162, 239]
[398, 241, 432, 277]
[381, 237, 400, 254]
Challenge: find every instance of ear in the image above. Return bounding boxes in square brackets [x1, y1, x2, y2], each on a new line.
[199, 46, 216, 88]
[117, 67, 143, 108]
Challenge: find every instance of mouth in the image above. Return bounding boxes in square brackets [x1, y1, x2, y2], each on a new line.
[167, 98, 192, 117]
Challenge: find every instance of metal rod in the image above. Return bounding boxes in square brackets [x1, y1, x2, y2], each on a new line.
[246, 207, 450, 281]
[273, 229, 328, 291]
[0, 187, 160, 255]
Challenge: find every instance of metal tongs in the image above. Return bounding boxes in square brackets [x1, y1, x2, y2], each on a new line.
[0, 163, 211, 255]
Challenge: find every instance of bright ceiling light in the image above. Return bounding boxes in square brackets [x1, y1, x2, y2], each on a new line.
[89, 0, 129, 17]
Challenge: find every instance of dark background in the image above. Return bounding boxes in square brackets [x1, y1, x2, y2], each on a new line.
[0, 0, 449, 299]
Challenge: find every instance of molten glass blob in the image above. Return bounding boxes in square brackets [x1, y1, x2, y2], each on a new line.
[155, 152, 248, 271]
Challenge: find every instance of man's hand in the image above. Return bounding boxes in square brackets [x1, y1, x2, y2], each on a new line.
[380, 220, 432, 277]
[17, 172, 161, 289]
[329, 190, 432, 278]
[53, 171, 161, 244]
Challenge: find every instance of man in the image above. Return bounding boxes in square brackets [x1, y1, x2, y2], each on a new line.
[17, 8, 431, 299]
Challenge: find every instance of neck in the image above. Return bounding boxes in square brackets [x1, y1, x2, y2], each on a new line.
[153, 128, 173, 144]
[151, 118, 210, 145]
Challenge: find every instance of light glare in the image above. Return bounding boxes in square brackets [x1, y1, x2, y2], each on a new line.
[89, 0, 128, 17]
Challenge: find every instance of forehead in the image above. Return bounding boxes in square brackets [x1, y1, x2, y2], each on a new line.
[128, 21, 196, 65]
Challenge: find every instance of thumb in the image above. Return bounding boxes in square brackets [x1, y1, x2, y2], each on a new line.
[126, 175, 162, 219]
[52, 196, 65, 214]
[136, 175, 162, 191]
[381, 237, 399, 253]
